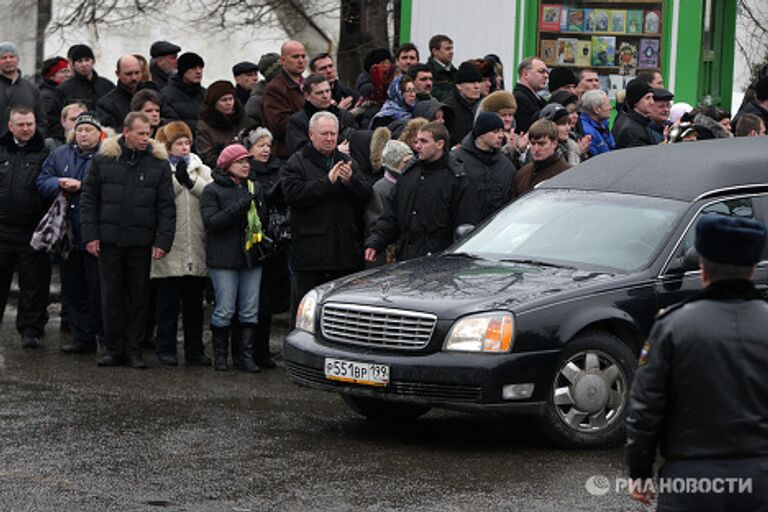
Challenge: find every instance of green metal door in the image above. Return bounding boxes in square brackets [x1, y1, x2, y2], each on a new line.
[698, 0, 737, 108]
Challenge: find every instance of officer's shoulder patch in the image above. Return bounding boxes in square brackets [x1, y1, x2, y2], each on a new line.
[655, 301, 685, 320]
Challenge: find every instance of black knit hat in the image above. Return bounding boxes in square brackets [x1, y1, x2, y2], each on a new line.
[548, 67, 578, 93]
[68, 44, 94, 62]
[625, 78, 653, 108]
[177, 52, 205, 76]
[455, 61, 483, 84]
[74, 111, 102, 131]
[258, 52, 281, 82]
[473, 112, 505, 137]
[363, 48, 393, 73]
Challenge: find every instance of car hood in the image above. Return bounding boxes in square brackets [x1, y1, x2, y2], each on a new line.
[318, 255, 619, 319]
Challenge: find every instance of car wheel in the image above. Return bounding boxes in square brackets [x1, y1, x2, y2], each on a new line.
[342, 395, 431, 421]
[541, 332, 636, 448]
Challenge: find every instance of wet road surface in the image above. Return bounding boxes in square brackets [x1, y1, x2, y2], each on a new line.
[0, 309, 648, 511]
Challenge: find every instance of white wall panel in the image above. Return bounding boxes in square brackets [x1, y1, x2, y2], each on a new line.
[410, 0, 518, 89]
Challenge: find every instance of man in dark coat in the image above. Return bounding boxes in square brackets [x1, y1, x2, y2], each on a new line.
[453, 112, 517, 221]
[0, 108, 51, 348]
[426, 34, 457, 102]
[614, 79, 656, 149]
[232, 61, 259, 106]
[513, 57, 549, 134]
[443, 61, 483, 147]
[96, 55, 144, 131]
[49, 44, 114, 139]
[149, 40, 180, 90]
[0, 42, 47, 137]
[309, 52, 359, 108]
[80, 112, 176, 369]
[625, 215, 768, 511]
[286, 75, 356, 154]
[262, 40, 307, 159]
[732, 75, 768, 131]
[160, 52, 206, 134]
[281, 111, 372, 324]
[365, 122, 480, 262]
[514, 119, 571, 195]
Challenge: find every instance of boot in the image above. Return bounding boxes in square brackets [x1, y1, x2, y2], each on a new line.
[238, 323, 261, 373]
[254, 314, 276, 369]
[230, 320, 242, 368]
[211, 325, 230, 371]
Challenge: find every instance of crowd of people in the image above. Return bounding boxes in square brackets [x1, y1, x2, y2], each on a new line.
[0, 34, 766, 372]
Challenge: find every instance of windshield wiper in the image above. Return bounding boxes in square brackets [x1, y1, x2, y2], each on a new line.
[499, 257, 576, 269]
[444, 252, 482, 260]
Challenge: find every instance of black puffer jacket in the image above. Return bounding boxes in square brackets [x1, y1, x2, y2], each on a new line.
[453, 133, 518, 221]
[0, 74, 46, 138]
[54, 71, 114, 111]
[200, 169, 267, 269]
[366, 152, 480, 261]
[160, 74, 206, 133]
[625, 279, 768, 479]
[0, 131, 50, 250]
[80, 136, 176, 251]
[443, 90, 479, 147]
[281, 144, 372, 271]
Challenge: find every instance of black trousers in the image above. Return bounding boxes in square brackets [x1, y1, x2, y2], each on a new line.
[98, 245, 151, 357]
[0, 248, 51, 337]
[290, 269, 356, 329]
[153, 276, 207, 359]
[60, 249, 101, 345]
[658, 457, 768, 511]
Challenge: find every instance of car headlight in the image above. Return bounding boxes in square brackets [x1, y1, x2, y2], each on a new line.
[444, 313, 514, 353]
[295, 289, 318, 334]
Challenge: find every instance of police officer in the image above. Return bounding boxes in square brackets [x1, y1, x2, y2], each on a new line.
[625, 215, 768, 511]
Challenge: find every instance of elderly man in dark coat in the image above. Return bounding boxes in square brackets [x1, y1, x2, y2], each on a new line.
[281, 111, 371, 324]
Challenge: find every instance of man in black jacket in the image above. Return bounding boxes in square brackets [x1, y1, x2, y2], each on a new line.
[160, 52, 206, 134]
[282, 111, 371, 324]
[443, 61, 483, 147]
[48, 44, 114, 140]
[309, 53, 358, 108]
[426, 34, 457, 102]
[96, 55, 144, 131]
[365, 122, 479, 263]
[453, 112, 517, 221]
[0, 42, 46, 137]
[625, 215, 768, 510]
[732, 75, 768, 132]
[513, 57, 549, 134]
[286, 74, 356, 154]
[0, 108, 51, 348]
[614, 79, 656, 149]
[80, 112, 176, 368]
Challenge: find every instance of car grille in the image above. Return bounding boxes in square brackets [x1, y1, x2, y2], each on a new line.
[286, 362, 482, 403]
[321, 303, 437, 350]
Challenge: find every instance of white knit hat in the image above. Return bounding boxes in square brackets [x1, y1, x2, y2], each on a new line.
[381, 140, 413, 173]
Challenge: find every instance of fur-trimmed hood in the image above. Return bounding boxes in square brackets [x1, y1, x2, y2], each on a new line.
[693, 113, 733, 140]
[99, 135, 169, 161]
[369, 127, 391, 172]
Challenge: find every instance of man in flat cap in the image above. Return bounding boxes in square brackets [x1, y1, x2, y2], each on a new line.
[232, 61, 259, 107]
[149, 41, 181, 90]
[625, 215, 768, 511]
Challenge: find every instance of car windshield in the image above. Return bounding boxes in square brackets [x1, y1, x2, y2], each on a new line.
[452, 189, 687, 272]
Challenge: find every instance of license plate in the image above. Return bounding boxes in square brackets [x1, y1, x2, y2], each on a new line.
[324, 358, 390, 387]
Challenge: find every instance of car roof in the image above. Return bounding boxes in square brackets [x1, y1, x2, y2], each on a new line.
[539, 137, 768, 201]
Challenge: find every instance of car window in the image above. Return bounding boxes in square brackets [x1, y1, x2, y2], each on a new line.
[453, 190, 686, 272]
[749, 195, 768, 259]
[676, 197, 756, 258]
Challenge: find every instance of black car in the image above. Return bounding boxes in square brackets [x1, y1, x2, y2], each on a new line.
[284, 137, 768, 448]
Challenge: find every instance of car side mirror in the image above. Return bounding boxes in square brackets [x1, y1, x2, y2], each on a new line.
[668, 248, 700, 274]
[454, 224, 475, 242]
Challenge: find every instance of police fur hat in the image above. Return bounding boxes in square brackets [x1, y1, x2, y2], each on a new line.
[477, 90, 517, 114]
[156, 121, 193, 149]
[695, 215, 767, 266]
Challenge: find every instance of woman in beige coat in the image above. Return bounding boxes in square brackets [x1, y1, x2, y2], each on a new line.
[151, 121, 213, 365]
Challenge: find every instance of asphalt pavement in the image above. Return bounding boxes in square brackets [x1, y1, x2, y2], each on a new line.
[0, 304, 650, 512]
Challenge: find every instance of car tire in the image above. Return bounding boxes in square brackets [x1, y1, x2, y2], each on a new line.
[342, 395, 431, 421]
[540, 331, 637, 449]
